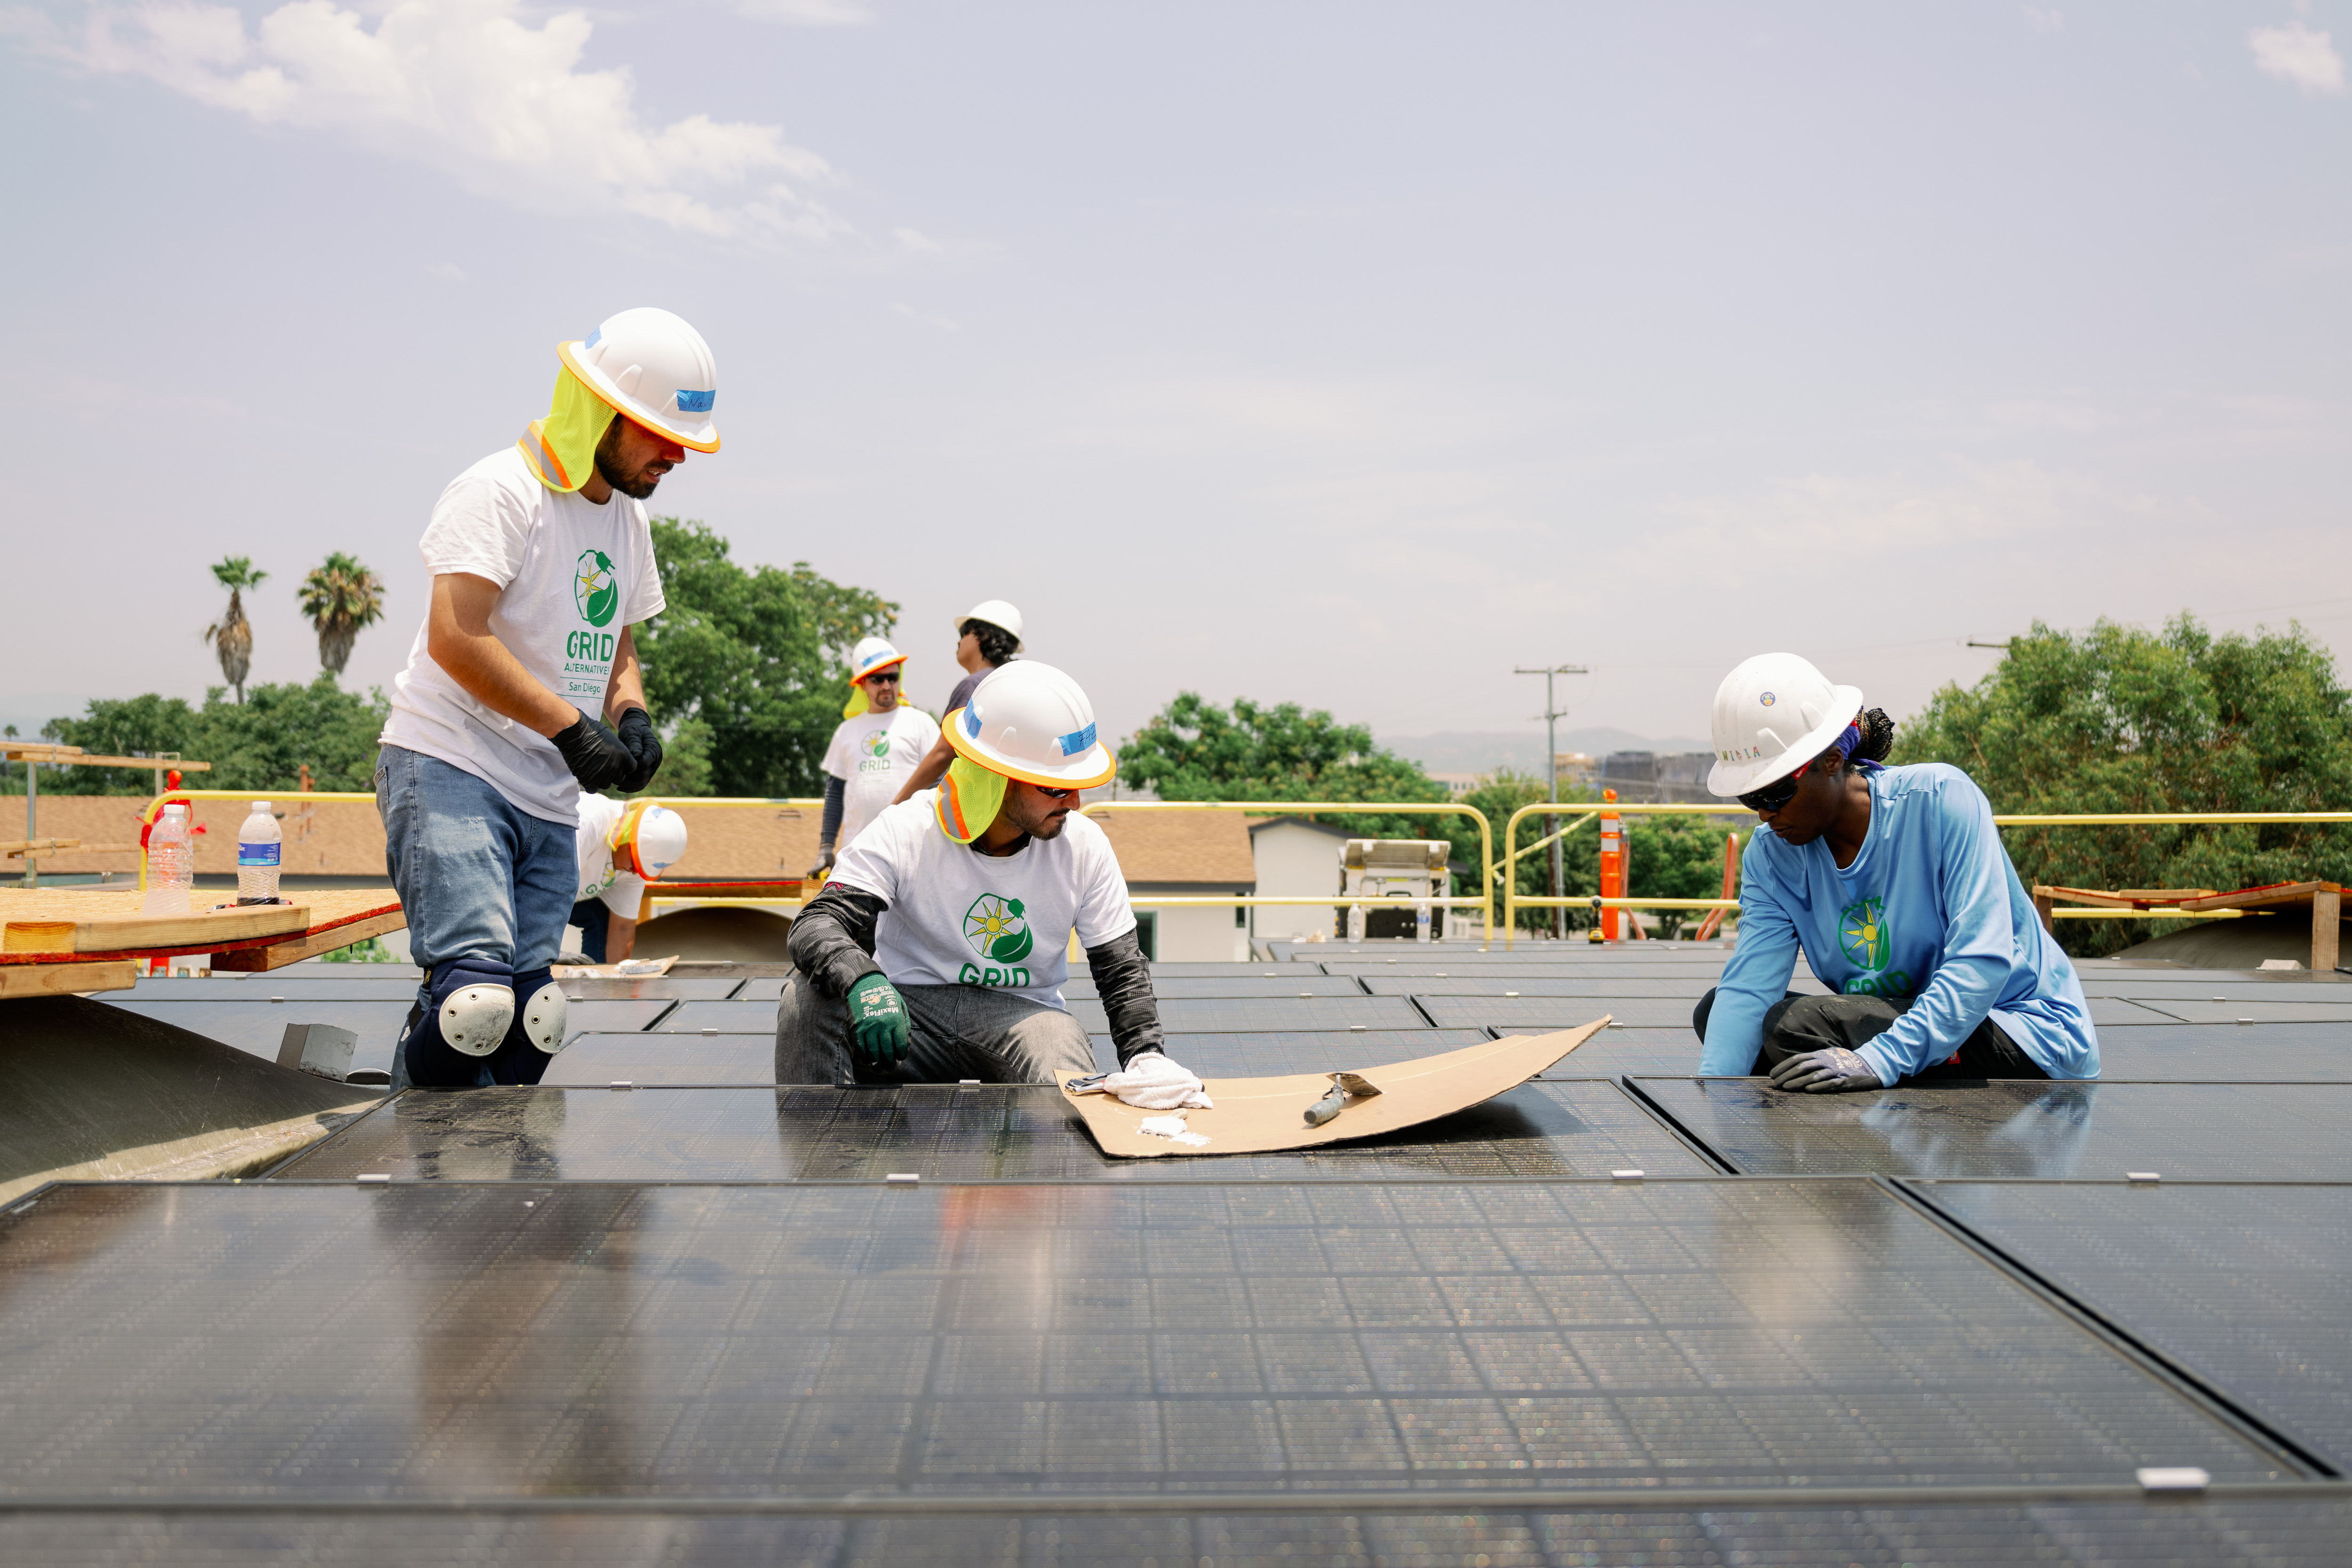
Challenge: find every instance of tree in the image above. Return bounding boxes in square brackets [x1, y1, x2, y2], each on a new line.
[297, 553, 387, 677]
[632, 519, 898, 797]
[35, 679, 387, 795]
[205, 556, 267, 703]
[1899, 614, 2352, 956]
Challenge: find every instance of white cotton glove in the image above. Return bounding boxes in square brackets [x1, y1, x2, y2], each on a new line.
[1103, 1051, 1213, 1110]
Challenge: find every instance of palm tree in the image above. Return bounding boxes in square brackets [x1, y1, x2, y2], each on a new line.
[204, 556, 267, 703]
[297, 552, 388, 677]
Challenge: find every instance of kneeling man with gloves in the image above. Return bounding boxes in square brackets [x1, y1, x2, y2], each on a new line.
[777, 661, 1204, 1103]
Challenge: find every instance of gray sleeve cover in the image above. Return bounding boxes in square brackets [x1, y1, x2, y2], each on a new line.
[818, 775, 845, 851]
[1085, 929, 1165, 1066]
[787, 883, 888, 1000]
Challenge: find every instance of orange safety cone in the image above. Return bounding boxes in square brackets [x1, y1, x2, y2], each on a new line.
[1597, 789, 1624, 940]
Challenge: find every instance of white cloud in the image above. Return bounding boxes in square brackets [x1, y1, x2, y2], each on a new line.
[2021, 6, 2063, 36]
[891, 226, 942, 253]
[2249, 20, 2346, 96]
[737, 0, 873, 24]
[17, 0, 853, 240]
[892, 301, 959, 333]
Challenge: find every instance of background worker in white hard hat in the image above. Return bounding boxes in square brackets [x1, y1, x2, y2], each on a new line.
[567, 798, 689, 965]
[376, 307, 719, 1090]
[777, 661, 1203, 1101]
[1691, 652, 2098, 1091]
[807, 637, 942, 882]
[891, 599, 1024, 807]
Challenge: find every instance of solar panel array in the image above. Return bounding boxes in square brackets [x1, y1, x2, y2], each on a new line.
[5, 937, 2347, 1561]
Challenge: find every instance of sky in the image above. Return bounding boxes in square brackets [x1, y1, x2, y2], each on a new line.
[5, 0, 2351, 761]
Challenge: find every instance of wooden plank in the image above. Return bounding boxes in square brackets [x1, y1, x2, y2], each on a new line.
[2035, 884, 2220, 909]
[2316, 888, 2342, 972]
[0, 960, 138, 998]
[211, 909, 409, 972]
[0, 750, 211, 771]
[0, 839, 81, 856]
[2181, 880, 2340, 912]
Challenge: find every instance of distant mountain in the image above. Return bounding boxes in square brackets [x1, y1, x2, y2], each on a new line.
[1385, 729, 1714, 776]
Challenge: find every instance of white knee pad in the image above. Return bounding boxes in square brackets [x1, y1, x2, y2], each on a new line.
[518, 981, 569, 1054]
[439, 983, 516, 1057]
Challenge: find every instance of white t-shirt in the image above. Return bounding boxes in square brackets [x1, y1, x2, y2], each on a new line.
[380, 447, 666, 825]
[572, 793, 646, 918]
[822, 705, 943, 851]
[829, 791, 1136, 1009]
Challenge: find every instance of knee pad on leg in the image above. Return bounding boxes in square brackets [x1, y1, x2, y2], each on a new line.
[399, 959, 515, 1089]
[490, 968, 566, 1086]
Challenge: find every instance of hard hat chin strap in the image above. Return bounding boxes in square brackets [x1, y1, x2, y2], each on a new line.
[519, 367, 615, 493]
[935, 756, 1009, 844]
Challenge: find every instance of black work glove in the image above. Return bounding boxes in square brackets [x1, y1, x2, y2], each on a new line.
[551, 710, 633, 792]
[1769, 1047, 1884, 1094]
[806, 846, 836, 882]
[615, 706, 663, 794]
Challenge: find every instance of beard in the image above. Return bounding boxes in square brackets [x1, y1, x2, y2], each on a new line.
[594, 420, 667, 500]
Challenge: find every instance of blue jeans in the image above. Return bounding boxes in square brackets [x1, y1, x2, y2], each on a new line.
[377, 746, 578, 1089]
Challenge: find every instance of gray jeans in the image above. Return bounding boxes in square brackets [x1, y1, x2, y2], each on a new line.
[773, 971, 1102, 1086]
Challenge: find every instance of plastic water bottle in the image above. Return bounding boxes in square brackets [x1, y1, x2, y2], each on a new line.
[144, 804, 193, 916]
[237, 801, 282, 903]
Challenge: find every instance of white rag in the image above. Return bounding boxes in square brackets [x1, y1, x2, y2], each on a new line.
[1104, 1052, 1213, 1110]
[1137, 1114, 1210, 1148]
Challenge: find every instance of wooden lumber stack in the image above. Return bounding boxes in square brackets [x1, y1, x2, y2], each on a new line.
[0, 887, 406, 995]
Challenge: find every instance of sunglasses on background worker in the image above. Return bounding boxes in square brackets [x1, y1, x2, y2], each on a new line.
[1737, 758, 1814, 814]
[864, 670, 901, 685]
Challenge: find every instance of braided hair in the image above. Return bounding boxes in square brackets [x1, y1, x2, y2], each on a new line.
[960, 617, 1022, 667]
[1823, 707, 1897, 774]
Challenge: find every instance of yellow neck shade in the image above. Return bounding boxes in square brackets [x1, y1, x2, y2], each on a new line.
[934, 756, 1008, 844]
[517, 367, 613, 493]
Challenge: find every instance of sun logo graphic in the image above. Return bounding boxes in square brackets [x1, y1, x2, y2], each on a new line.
[963, 892, 1033, 963]
[573, 549, 620, 629]
[864, 730, 891, 759]
[1838, 895, 1890, 971]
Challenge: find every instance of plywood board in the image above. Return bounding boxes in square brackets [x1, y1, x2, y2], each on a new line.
[0, 888, 400, 962]
[0, 960, 138, 998]
[210, 909, 409, 971]
[1056, 1018, 1608, 1157]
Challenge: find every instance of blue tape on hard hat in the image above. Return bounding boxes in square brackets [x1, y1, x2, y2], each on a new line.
[676, 389, 715, 413]
[963, 706, 983, 738]
[585, 327, 602, 348]
[1055, 722, 1097, 756]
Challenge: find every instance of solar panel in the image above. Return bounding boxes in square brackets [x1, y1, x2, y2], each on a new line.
[1065, 976, 1371, 1000]
[1493, 1025, 1699, 1078]
[1631, 1079, 2352, 1180]
[94, 998, 414, 1072]
[270, 1081, 1713, 1182]
[1918, 1182, 2352, 1472]
[10, 1500, 2352, 1566]
[659, 999, 784, 1032]
[122, 975, 423, 1000]
[1084, 996, 1430, 1035]
[2090, 1025, 2352, 1081]
[543, 1033, 778, 1086]
[0, 1178, 2282, 1501]
[2110, 1000, 2352, 1025]
[1093, 1028, 1499, 1077]
[1416, 996, 1655, 1031]
[2077, 979, 2352, 1001]
[1357, 976, 1813, 998]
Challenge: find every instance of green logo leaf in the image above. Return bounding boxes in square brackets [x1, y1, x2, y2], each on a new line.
[574, 549, 620, 629]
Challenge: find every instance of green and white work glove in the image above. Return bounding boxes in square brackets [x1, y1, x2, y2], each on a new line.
[1769, 1047, 1883, 1094]
[845, 973, 911, 1067]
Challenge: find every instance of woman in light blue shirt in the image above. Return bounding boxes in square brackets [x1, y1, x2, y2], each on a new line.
[1693, 653, 2098, 1092]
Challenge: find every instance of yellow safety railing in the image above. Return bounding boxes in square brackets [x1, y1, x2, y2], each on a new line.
[1081, 799, 1494, 943]
[1496, 800, 2352, 946]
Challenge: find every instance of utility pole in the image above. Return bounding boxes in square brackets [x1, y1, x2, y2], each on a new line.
[1515, 664, 1589, 939]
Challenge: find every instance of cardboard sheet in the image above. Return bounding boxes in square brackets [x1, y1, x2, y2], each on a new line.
[1057, 1018, 1609, 1157]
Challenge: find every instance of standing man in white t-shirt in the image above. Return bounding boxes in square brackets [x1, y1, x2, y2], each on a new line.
[777, 661, 1201, 1094]
[376, 307, 720, 1090]
[807, 637, 942, 882]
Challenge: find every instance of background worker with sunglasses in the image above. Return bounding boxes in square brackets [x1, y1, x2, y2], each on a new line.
[777, 661, 1201, 1098]
[1692, 652, 2098, 1091]
[808, 637, 942, 881]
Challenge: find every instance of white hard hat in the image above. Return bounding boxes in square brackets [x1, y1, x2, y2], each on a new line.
[559, 308, 720, 453]
[1706, 653, 1865, 797]
[849, 636, 907, 684]
[954, 599, 1025, 641]
[612, 801, 689, 880]
[945, 660, 1115, 788]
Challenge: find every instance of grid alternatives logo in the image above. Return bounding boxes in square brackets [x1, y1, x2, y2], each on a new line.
[963, 892, 1033, 964]
[574, 549, 620, 628]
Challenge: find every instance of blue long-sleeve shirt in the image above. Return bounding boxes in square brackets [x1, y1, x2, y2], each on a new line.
[1699, 764, 2098, 1082]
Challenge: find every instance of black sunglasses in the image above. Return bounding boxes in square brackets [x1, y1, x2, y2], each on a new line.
[1032, 784, 1075, 800]
[864, 670, 902, 685]
[1737, 759, 1812, 814]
